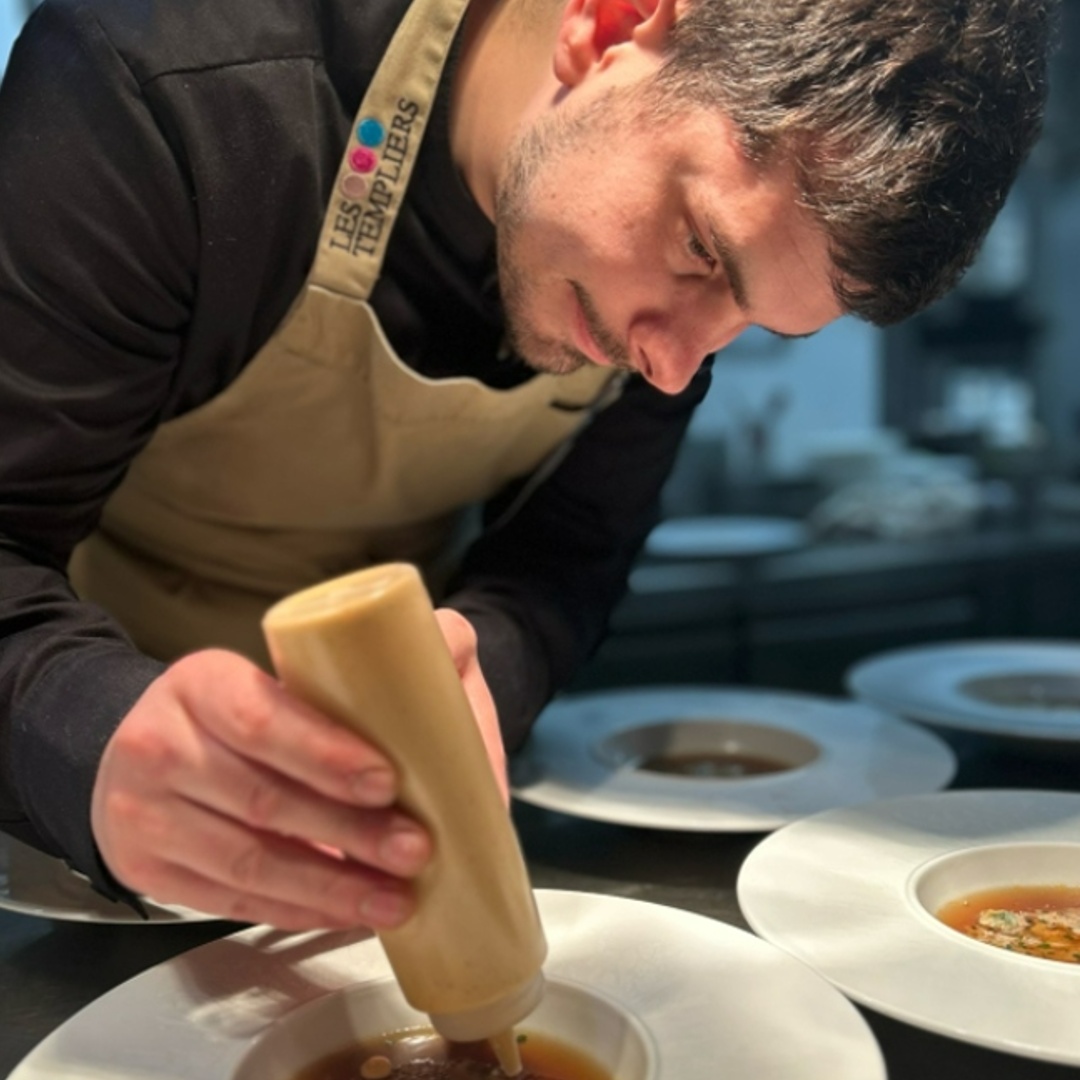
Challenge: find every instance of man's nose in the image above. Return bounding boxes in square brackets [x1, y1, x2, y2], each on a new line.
[629, 303, 749, 395]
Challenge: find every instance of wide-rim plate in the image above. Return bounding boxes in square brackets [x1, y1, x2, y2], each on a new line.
[9, 889, 885, 1079]
[511, 686, 956, 832]
[0, 832, 217, 924]
[846, 640, 1080, 741]
[737, 789, 1080, 1065]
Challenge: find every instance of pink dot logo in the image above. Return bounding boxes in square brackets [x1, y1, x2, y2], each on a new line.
[349, 147, 378, 174]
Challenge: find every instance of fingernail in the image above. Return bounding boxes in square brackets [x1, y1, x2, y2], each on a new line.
[352, 768, 395, 806]
[379, 828, 429, 875]
[360, 890, 411, 928]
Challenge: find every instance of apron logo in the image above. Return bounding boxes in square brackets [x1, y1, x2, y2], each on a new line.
[329, 98, 422, 258]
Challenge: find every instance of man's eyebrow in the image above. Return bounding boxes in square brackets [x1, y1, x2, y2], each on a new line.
[706, 220, 750, 311]
[707, 217, 818, 343]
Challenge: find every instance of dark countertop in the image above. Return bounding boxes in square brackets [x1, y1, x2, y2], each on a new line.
[621, 516, 1080, 625]
[572, 515, 1080, 695]
[3, 728, 1080, 1078]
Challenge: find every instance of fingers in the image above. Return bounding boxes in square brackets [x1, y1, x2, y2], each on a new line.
[136, 864, 358, 932]
[113, 797, 414, 931]
[91, 648, 434, 931]
[182, 736, 430, 877]
[170, 650, 399, 809]
[434, 609, 509, 804]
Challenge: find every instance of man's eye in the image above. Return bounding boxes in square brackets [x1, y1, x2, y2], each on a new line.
[688, 232, 717, 270]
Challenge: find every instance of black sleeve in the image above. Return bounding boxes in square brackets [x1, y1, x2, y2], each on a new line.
[0, 2, 195, 889]
[446, 361, 712, 752]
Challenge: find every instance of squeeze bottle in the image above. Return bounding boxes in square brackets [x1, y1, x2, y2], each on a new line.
[262, 563, 547, 1071]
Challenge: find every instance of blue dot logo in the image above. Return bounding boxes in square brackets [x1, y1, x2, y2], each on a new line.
[358, 118, 385, 148]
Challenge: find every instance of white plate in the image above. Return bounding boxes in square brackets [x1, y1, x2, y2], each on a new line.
[847, 639, 1080, 741]
[0, 833, 217, 924]
[645, 515, 809, 559]
[737, 790, 1080, 1066]
[511, 687, 956, 832]
[9, 889, 885, 1080]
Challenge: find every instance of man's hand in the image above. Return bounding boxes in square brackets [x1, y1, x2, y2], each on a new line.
[434, 607, 508, 803]
[91, 648, 432, 931]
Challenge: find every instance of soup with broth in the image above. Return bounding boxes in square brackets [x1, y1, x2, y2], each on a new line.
[937, 885, 1080, 964]
[636, 750, 791, 778]
[291, 1028, 613, 1080]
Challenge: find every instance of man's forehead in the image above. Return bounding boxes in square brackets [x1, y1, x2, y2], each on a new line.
[694, 152, 845, 334]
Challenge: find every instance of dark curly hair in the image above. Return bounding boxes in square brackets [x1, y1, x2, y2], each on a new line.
[652, 0, 1058, 325]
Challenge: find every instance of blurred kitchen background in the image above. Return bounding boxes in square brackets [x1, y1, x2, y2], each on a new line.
[3, 0, 1080, 697]
[588, 0, 1080, 698]
[1, 1, 24, 70]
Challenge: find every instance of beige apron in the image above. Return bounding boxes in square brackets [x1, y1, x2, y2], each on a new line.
[69, 0, 618, 670]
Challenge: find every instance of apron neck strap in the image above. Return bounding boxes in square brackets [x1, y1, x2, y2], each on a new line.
[309, 0, 473, 298]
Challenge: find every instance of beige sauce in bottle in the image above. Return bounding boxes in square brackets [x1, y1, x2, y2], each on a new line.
[262, 564, 547, 1074]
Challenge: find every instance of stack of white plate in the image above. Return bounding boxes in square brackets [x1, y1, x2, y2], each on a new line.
[644, 515, 809, 559]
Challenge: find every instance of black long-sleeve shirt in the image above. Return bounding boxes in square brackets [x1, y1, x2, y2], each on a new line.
[0, 0, 709, 888]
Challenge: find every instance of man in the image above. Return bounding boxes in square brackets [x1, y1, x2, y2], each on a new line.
[0, 0, 1056, 929]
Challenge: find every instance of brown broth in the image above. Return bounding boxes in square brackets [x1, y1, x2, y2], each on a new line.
[937, 884, 1080, 964]
[636, 750, 791, 778]
[291, 1027, 613, 1080]
[960, 673, 1080, 710]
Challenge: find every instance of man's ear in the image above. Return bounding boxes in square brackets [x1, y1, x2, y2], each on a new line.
[553, 0, 678, 86]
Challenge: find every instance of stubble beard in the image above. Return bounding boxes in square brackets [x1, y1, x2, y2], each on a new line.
[493, 89, 635, 377]
[497, 240, 591, 375]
